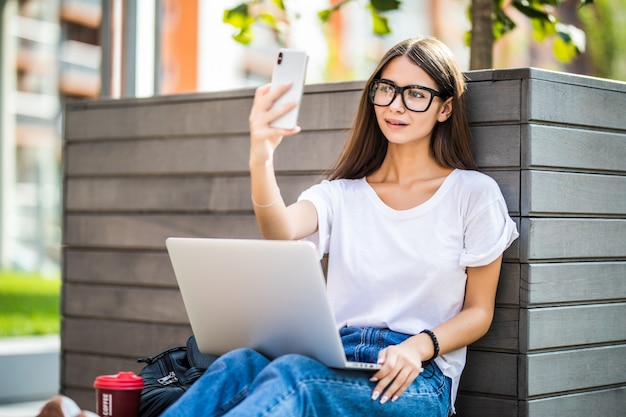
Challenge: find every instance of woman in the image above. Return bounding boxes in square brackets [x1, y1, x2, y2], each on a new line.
[163, 36, 518, 417]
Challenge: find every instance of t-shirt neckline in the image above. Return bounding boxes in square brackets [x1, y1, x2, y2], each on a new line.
[361, 169, 460, 218]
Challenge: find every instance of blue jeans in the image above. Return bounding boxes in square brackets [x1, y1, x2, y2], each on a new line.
[162, 327, 452, 417]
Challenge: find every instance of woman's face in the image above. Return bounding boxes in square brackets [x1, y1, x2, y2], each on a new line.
[373, 55, 452, 147]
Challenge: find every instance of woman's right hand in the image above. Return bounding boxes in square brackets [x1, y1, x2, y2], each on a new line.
[249, 83, 301, 167]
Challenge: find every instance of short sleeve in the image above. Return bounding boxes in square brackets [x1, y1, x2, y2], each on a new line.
[460, 197, 519, 268]
[297, 180, 334, 259]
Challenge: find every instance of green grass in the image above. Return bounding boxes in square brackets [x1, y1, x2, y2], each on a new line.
[0, 270, 61, 337]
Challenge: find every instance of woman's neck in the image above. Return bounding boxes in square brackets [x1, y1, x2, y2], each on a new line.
[368, 142, 450, 185]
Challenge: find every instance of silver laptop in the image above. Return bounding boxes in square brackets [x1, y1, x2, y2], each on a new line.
[166, 237, 380, 371]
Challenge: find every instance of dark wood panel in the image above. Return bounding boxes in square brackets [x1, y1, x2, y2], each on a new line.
[524, 125, 626, 173]
[62, 317, 191, 357]
[524, 344, 626, 396]
[521, 218, 626, 261]
[64, 249, 176, 287]
[459, 351, 518, 396]
[455, 395, 517, 417]
[522, 170, 626, 216]
[471, 307, 518, 352]
[64, 174, 325, 212]
[484, 170, 520, 215]
[466, 80, 521, 123]
[63, 214, 261, 248]
[496, 263, 520, 307]
[64, 131, 345, 177]
[64, 353, 145, 391]
[521, 303, 626, 351]
[64, 83, 363, 141]
[471, 125, 521, 168]
[63, 284, 189, 324]
[521, 262, 626, 306]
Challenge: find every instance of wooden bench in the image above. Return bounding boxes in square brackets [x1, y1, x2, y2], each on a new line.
[61, 69, 626, 416]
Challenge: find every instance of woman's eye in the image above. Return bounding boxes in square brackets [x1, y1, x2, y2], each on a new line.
[407, 89, 426, 99]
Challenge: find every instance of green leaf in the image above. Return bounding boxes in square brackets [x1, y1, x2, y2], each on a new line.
[530, 15, 557, 41]
[556, 22, 586, 53]
[223, 3, 251, 29]
[233, 28, 254, 45]
[370, 9, 391, 35]
[494, 9, 517, 39]
[318, 8, 332, 22]
[553, 34, 578, 62]
[370, 0, 402, 12]
[512, 0, 554, 21]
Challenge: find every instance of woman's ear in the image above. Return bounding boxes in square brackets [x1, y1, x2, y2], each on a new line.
[437, 97, 454, 122]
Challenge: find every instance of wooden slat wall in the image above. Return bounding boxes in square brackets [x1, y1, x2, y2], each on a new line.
[517, 70, 626, 417]
[62, 70, 626, 416]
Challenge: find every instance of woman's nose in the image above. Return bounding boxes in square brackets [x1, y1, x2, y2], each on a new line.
[389, 92, 405, 112]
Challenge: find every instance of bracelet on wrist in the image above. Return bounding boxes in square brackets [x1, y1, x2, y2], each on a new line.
[251, 188, 281, 208]
[419, 329, 440, 362]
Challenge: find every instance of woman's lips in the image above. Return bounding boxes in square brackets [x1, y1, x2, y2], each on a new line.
[385, 118, 407, 128]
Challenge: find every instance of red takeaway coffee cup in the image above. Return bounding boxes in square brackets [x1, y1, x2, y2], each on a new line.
[94, 371, 144, 417]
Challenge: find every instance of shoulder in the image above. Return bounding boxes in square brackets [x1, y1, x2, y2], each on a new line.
[452, 169, 503, 196]
[305, 178, 366, 194]
[299, 178, 366, 202]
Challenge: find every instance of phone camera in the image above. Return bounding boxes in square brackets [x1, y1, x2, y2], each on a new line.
[277, 52, 283, 65]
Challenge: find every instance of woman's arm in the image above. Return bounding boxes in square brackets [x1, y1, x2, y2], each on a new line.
[248, 84, 318, 240]
[370, 255, 503, 404]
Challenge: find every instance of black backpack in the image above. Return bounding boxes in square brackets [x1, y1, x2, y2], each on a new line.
[137, 336, 217, 417]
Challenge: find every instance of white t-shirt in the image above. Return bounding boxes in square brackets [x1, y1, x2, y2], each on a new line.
[297, 169, 519, 410]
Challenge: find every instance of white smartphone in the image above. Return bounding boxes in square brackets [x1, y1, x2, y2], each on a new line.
[269, 48, 309, 130]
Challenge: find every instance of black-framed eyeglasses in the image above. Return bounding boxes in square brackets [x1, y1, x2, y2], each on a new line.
[369, 79, 443, 112]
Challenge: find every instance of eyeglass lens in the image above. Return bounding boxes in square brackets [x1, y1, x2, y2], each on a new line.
[370, 80, 434, 112]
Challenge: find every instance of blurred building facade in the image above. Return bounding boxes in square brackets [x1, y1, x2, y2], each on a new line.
[0, 0, 622, 273]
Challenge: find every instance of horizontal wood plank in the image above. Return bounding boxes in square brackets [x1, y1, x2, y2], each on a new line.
[521, 262, 626, 306]
[524, 344, 626, 396]
[64, 85, 362, 141]
[528, 79, 626, 130]
[63, 284, 189, 324]
[63, 214, 261, 248]
[62, 317, 192, 357]
[521, 218, 626, 261]
[522, 170, 626, 216]
[496, 263, 520, 307]
[521, 303, 626, 351]
[64, 249, 177, 287]
[64, 131, 346, 176]
[466, 80, 521, 124]
[524, 125, 626, 173]
[471, 307, 518, 352]
[64, 175, 324, 212]
[64, 352, 145, 391]
[471, 125, 521, 168]
[455, 395, 517, 417]
[524, 386, 626, 417]
[459, 351, 518, 396]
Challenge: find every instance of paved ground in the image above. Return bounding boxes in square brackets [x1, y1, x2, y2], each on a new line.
[0, 335, 60, 417]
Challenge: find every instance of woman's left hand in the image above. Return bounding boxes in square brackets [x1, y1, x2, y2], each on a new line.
[369, 342, 423, 404]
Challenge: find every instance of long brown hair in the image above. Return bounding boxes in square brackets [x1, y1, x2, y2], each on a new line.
[328, 37, 477, 180]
